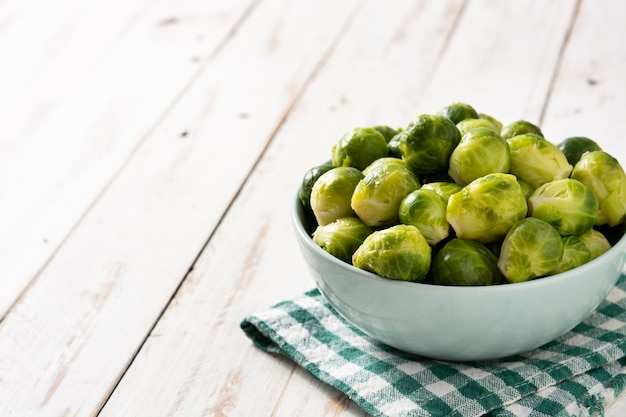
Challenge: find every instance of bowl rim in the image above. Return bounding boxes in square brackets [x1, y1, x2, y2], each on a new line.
[293, 191, 626, 294]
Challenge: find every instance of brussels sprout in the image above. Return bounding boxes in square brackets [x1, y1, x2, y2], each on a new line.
[448, 127, 511, 185]
[456, 118, 500, 137]
[312, 217, 373, 264]
[478, 113, 503, 132]
[388, 133, 403, 158]
[399, 189, 450, 245]
[398, 114, 461, 174]
[351, 158, 420, 227]
[331, 127, 388, 170]
[571, 151, 626, 226]
[578, 228, 612, 259]
[310, 167, 364, 226]
[431, 238, 503, 286]
[436, 102, 479, 124]
[446, 173, 528, 243]
[549, 235, 592, 275]
[373, 125, 400, 143]
[517, 180, 534, 201]
[501, 120, 544, 140]
[557, 136, 602, 166]
[421, 181, 463, 203]
[352, 224, 431, 281]
[507, 133, 573, 189]
[528, 178, 598, 236]
[299, 163, 334, 212]
[497, 217, 564, 283]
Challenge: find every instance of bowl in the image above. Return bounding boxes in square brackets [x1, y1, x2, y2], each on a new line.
[293, 193, 626, 362]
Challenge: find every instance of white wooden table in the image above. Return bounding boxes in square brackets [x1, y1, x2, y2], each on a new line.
[1, 0, 626, 415]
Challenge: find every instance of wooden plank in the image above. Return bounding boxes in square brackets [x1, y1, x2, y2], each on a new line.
[541, 0, 626, 163]
[273, 367, 368, 417]
[415, 0, 578, 124]
[0, 0, 255, 317]
[0, 0, 359, 415]
[99, 0, 582, 416]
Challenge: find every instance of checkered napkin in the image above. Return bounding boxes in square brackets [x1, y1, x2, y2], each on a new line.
[241, 274, 626, 417]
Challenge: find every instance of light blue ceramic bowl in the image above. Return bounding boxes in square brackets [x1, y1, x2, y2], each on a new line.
[293, 193, 626, 361]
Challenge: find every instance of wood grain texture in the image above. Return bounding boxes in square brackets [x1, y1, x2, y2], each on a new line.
[541, 0, 626, 163]
[0, 0, 257, 317]
[0, 0, 358, 415]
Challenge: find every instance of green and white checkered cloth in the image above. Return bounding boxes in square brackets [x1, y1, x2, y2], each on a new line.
[241, 274, 626, 417]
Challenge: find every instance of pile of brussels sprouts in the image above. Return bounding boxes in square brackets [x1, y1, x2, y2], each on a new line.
[299, 102, 626, 286]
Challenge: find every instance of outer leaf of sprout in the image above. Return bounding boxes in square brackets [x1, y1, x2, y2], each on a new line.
[399, 189, 450, 245]
[351, 158, 420, 227]
[420, 181, 463, 203]
[528, 178, 598, 236]
[571, 151, 626, 227]
[398, 114, 461, 174]
[578, 228, 611, 259]
[507, 133, 572, 189]
[312, 217, 373, 264]
[497, 217, 564, 283]
[448, 127, 511, 185]
[352, 224, 431, 281]
[310, 167, 364, 226]
[548, 235, 592, 275]
[332, 127, 389, 170]
[432, 238, 503, 286]
[446, 173, 528, 243]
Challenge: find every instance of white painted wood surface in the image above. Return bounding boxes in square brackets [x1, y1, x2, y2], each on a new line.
[1, 0, 625, 416]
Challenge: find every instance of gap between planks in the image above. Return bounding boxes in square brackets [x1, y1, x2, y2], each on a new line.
[0, 0, 261, 322]
[94, 1, 364, 414]
[538, 0, 582, 125]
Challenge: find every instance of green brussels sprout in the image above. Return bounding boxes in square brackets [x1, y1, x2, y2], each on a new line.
[310, 167, 364, 226]
[312, 217, 374, 264]
[571, 151, 626, 227]
[331, 127, 388, 170]
[497, 217, 564, 283]
[456, 118, 500, 137]
[399, 189, 450, 245]
[528, 178, 598, 236]
[478, 113, 503, 132]
[578, 228, 611, 259]
[448, 127, 511, 185]
[436, 102, 479, 124]
[431, 238, 503, 286]
[352, 224, 431, 281]
[373, 125, 400, 143]
[507, 133, 573, 189]
[557, 136, 602, 166]
[388, 132, 403, 158]
[501, 120, 544, 140]
[299, 163, 334, 212]
[517, 180, 534, 201]
[398, 114, 461, 174]
[420, 181, 463, 203]
[352, 158, 420, 227]
[549, 235, 592, 275]
[446, 173, 528, 243]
